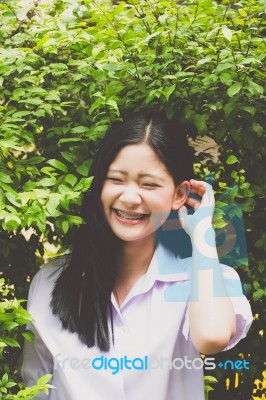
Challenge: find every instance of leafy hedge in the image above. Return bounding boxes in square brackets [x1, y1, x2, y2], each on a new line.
[0, 0, 265, 398]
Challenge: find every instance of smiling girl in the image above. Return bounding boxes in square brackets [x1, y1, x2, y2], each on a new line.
[21, 112, 253, 399]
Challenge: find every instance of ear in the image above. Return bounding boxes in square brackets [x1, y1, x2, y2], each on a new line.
[171, 180, 190, 210]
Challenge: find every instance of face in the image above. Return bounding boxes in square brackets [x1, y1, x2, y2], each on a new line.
[101, 143, 189, 244]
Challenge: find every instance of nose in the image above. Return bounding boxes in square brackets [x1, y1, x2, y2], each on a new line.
[119, 185, 142, 206]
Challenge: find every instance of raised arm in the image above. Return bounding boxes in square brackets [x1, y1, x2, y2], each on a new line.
[179, 179, 236, 354]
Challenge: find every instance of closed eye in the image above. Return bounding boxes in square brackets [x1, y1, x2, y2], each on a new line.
[107, 177, 124, 183]
[142, 183, 160, 188]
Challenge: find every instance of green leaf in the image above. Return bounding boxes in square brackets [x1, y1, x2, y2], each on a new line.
[42, 103, 54, 116]
[38, 178, 57, 187]
[12, 88, 25, 98]
[37, 374, 53, 386]
[61, 151, 79, 165]
[26, 157, 46, 165]
[64, 174, 78, 187]
[0, 172, 13, 184]
[240, 106, 256, 116]
[46, 196, 61, 217]
[193, 114, 207, 134]
[242, 198, 256, 212]
[68, 215, 83, 225]
[58, 138, 82, 145]
[226, 155, 239, 164]
[22, 330, 35, 342]
[47, 159, 68, 173]
[76, 160, 92, 177]
[20, 98, 44, 105]
[2, 373, 8, 386]
[0, 139, 23, 151]
[70, 126, 90, 134]
[222, 25, 232, 42]
[0, 336, 20, 347]
[4, 215, 21, 228]
[106, 99, 119, 112]
[92, 44, 106, 58]
[252, 122, 263, 136]
[164, 85, 176, 101]
[204, 376, 218, 383]
[239, 9, 247, 17]
[227, 82, 242, 97]
[253, 281, 260, 290]
[62, 220, 69, 234]
[247, 81, 264, 96]
[73, 177, 93, 192]
[253, 289, 264, 302]
[243, 189, 254, 197]
[1, 321, 19, 330]
[197, 56, 214, 66]
[12, 110, 32, 118]
[258, 264, 265, 273]
[26, 87, 47, 94]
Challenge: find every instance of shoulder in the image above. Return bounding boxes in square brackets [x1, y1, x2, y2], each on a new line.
[34, 254, 68, 279]
[28, 254, 70, 299]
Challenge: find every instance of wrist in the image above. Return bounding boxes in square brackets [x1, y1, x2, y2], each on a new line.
[191, 227, 218, 267]
[191, 225, 216, 248]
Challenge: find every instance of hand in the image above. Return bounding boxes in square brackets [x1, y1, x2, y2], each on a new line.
[178, 179, 215, 240]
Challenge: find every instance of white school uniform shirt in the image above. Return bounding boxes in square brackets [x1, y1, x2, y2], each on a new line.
[21, 241, 253, 400]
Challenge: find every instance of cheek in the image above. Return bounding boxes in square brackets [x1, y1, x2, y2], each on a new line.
[148, 190, 175, 209]
[101, 184, 121, 204]
[150, 212, 171, 232]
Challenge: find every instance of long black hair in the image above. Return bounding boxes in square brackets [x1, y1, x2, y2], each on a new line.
[50, 111, 194, 351]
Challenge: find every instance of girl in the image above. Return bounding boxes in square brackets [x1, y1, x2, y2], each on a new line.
[21, 112, 253, 399]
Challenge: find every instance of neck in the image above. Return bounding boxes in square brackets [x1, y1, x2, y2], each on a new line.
[117, 235, 156, 283]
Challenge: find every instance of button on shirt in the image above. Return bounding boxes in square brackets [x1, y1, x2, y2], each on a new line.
[21, 242, 253, 400]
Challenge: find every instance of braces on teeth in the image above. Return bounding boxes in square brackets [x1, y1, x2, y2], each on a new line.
[116, 210, 145, 220]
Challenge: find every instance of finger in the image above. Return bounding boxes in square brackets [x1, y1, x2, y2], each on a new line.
[178, 205, 188, 217]
[190, 179, 206, 186]
[185, 196, 201, 209]
[190, 180, 214, 202]
[201, 188, 215, 207]
[178, 205, 187, 230]
[189, 180, 206, 197]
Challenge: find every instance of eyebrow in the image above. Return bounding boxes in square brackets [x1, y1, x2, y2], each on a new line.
[108, 169, 165, 182]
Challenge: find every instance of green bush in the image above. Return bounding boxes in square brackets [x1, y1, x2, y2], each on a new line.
[0, 0, 265, 398]
[0, 278, 52, 398]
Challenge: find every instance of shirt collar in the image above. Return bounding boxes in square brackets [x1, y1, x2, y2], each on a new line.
[143, 240, 190, 285]
[111, 241, 190, 311]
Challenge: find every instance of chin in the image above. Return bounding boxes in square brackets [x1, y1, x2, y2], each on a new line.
[111, 228, 155, 243]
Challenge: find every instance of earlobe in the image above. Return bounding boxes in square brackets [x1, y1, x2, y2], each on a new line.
[171, 181, 190, 210]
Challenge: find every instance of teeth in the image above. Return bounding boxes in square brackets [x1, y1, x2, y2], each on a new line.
[115, 210, 145, 220]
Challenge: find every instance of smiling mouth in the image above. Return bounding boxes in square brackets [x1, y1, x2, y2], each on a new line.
[113, 209, 148, 220]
